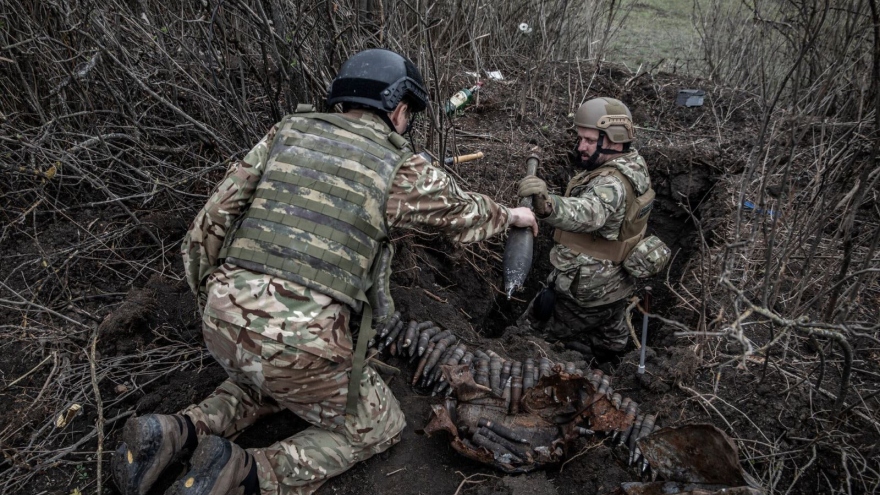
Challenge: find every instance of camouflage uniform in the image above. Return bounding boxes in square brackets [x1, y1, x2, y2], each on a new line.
[181, 111, 511, 495]
[540, 151, 651, 354]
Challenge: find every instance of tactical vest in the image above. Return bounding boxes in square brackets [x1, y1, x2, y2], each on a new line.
[220, 107, 411, 414]
[553, 162, 655, 262]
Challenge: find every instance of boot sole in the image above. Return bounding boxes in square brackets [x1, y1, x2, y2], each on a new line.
[165, 436, 232, 495]
[112, 416, 180, 495]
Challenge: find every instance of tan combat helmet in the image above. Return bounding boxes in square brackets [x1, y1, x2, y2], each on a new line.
[574, 97, 634, 144]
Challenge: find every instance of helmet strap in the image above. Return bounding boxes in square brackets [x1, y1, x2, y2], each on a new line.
[378, 112, 396, 132]
[404, 112, 417, 135]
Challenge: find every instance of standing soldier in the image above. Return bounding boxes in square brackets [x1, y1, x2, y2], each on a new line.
[112, 48, 537, 495]
[519, 97, 669, 360]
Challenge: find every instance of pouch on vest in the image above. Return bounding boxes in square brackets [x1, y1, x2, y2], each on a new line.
[553, 166, 654, 262]
[622, 235, 670, 279]
[366, 241, 395, 326]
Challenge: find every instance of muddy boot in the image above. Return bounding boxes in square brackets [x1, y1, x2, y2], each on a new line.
[165, 435, 259, 495]
[113, 414, 198, 495]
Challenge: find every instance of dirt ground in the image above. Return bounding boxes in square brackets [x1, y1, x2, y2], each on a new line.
[1, 62, 874, 495]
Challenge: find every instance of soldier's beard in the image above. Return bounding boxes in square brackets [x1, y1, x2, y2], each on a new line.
[579, 150, 603, 171]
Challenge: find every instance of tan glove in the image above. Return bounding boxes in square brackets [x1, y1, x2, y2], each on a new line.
[518, 175, 553, 217]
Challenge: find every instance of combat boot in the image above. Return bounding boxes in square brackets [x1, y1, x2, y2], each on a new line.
[165, 435, 259, 495]
[113, 414, 198, 495]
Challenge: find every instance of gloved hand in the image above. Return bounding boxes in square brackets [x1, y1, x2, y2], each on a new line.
[518, 175, 553, 217]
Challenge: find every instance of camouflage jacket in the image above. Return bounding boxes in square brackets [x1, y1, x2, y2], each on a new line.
[182, 112, 512, 355]
[543, 151, 651, 307]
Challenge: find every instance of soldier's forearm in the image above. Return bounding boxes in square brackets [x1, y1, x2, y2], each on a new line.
[542, 195, 607, 232]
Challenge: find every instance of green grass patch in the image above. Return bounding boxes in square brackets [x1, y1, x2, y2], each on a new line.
[606, 0, 704, 74]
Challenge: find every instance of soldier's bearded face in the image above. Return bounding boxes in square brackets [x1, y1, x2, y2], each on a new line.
[577, 127, 602, 161]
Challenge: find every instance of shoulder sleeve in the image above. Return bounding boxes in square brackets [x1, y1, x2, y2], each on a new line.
[386, 153, 512, 243]
[542, 174, 625, 233]
[181, 125, 278, 295]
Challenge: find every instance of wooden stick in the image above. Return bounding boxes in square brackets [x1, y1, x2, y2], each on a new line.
[444, 151, 484, 165]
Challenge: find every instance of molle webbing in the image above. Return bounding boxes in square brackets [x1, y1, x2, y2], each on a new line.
[222, 114, 408, 308]
[251, 186, 381, 240]
[223, 244, 365, 303]
[553, 166, 653, 262]
[219, 113, 410, 416]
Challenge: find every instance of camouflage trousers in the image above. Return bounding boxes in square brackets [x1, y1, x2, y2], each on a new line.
[182, 311, 405, 495]
[544, 290, 631, 355]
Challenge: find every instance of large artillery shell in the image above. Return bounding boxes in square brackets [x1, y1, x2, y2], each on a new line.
[379, 319, 404, 352]
[489, 355, 502, 393]
[472, 431, 522, 464]
[449, 344, 467, 365]
[402, 320, 419, 352]
[460, 351, 474, 367]
[474, 358, 490, 387]
[624, 400, 639, 422]
[477, 417, 529, 444]
[430, 329, 452, 344]
[523, 358, 535, 391]
[502, 156, 540, 298]
[431, 379, 445, 396]
[617, 404, 639, 445]
[501, 376, 512, 403]
[502, 222, 535, 298]
[625, 414, 645, 455]
[394, 320, 409, 355]
[426, 344, 456, 386]
[422, 335, 456, 382]
[629, 414, 656, 465]
[474, 350, 490, 362]
[611, 393, 622, 409]
[378, 312, 401, 338]
[631, 414, 657, 465]
[430, 344, 466, 386]
[598, 375, 611, 396]
[413, 341, 436, 385]
[538, 357, 551, 378]
[416, 321, 435, 331]
[500, 361, 512, 389]
[510, 375, 523, 415]
[612, 397, 635, 443]
[510, 361, 522, 379]
[478, 427, 529, 457]
[637, 414, 656, 441]
[588, 369, 603, 390]
[576, 427, 595, 437]
[415, 327, 440, 357]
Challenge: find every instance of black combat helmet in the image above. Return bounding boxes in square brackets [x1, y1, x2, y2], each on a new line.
[327, 49, 429, 113]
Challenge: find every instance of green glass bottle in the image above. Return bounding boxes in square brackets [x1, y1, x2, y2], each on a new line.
[444, 81, 483, 116]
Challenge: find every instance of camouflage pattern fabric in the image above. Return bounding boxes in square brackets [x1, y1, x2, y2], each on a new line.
[531, 151, 650, 354]
[542, 289, 631, 354]
[180, 111, 514, 494]
[623, 234, 671, 279]
[541, 151, 651, 309]
[183, 112, 511, 301]
[183, 303, 403, 495]
[221, 112, 409, 311]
